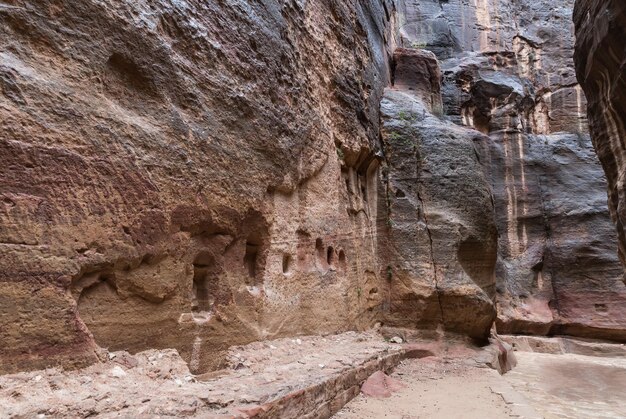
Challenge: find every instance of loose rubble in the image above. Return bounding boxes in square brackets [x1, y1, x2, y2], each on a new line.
[0, 330, 513, 418]
[0, 332, 403, 418]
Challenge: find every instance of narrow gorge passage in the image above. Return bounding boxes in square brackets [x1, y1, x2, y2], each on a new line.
[1, 0, 626, 418]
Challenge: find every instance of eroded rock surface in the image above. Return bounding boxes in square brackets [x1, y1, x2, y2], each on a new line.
[379, 56, 498, 340]
[0, 331, 405, 418]
[397, 0, 626, 341]
[0, 0, 397, 374]
[574, 1, 626, 277]
[502, 334, 626, 358]
[2, 0, 626, 378]
[0, 330, 518, 418]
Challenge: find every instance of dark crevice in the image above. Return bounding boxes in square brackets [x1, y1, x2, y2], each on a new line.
[282, 254, 292, 274]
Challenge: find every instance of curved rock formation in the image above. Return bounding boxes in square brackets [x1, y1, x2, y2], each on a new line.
[574, 1, 626, 277]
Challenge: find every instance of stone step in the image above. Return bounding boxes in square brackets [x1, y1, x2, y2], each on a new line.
[501, 334, 626, 358]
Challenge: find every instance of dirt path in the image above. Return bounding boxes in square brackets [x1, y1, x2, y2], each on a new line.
[336, 352, 626, 419]
[335, 357, 529, 419]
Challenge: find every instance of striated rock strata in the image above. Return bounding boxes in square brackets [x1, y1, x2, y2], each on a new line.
[574, 1, 626, 278]
[396, 0, 626, 340]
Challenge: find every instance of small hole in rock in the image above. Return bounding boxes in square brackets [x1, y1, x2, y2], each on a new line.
[327, 246, 337, 270]
[244, 242, 259, 281]
[282, 254, 292, 274]
[192, 251, 215, 312]
[594, 303, 608, 313]
[316, 238, 326, 266]
[338, 250, 347, 272]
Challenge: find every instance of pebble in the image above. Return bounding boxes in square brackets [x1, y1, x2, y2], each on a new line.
[110, 366, 127, 378]
[390, 336, 404, 344]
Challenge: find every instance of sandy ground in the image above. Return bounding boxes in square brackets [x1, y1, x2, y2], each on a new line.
[336, 352, 626, 419]
[335, 356, 525, 419]
[506, 352, 626, 418]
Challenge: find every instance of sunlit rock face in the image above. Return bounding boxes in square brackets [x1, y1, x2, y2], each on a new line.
[397, 0, 626, 341]
[0, 0, 398, 374]
[574, 1, 626, 277]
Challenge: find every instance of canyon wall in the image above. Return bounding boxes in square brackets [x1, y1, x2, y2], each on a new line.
[392, 0, 626, 341]
[574, 1, 626, 279]
[2, 0, 626, 376]
[0, 0, 398, 374]
[378, 50, 499, 340]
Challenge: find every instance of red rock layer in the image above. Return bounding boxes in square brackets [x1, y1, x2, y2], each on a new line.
[0, 0, 398, 374]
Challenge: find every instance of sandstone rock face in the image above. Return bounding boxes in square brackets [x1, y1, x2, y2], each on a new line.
[396, 0, 626, 341]
[574, 1, 626, 275]
[0, 0, 397, 374]
[2, 0, 626, 376]
[379, 53, 498, 340]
